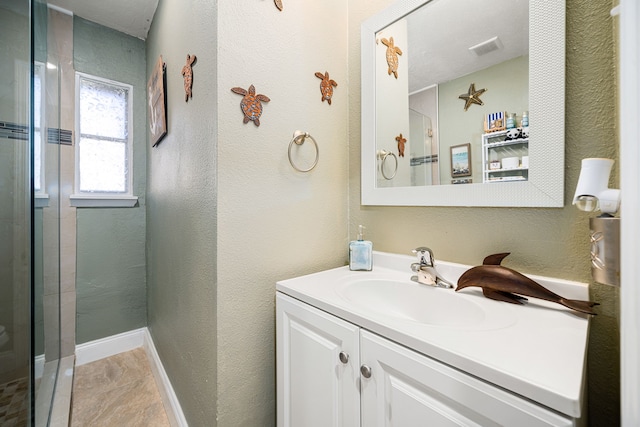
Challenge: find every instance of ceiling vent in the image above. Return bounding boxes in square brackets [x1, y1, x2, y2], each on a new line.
[469, 36, 503, 56]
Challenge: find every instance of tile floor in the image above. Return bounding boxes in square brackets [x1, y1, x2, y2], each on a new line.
[0, 377, 29, 427]
[70, 348, 170, 426]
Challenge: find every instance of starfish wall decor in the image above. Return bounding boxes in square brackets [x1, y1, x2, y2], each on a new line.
[458, 83, 487, 111]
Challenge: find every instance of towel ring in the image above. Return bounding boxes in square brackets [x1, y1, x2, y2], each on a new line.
[377, 149, 398, 180]
[288, 131, 319, 172]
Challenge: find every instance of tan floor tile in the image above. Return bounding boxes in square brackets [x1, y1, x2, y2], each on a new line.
[71, 375, 169, 427]
[73, 348, 150, 394]
[71, 349, 170, 427]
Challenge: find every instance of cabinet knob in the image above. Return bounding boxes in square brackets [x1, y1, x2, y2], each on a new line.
[339, 351, 349, 364]
[360, 365, 372, 378]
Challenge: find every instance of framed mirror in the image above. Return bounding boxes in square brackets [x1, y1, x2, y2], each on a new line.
[361, 0, 565, 207]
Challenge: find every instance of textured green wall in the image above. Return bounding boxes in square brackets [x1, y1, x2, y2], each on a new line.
[73, 17, 148, 344]
[567, 1, 620, 425]
[145, 0, 350, 424]
[215, 1, 349, 425]
[348, 0, 619, 424]
[145, 0, 218, 425]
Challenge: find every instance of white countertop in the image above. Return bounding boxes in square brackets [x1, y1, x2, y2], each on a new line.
[276, 251, 590, 418]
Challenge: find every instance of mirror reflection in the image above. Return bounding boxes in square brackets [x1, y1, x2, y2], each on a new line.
[375, 0, 529, 187]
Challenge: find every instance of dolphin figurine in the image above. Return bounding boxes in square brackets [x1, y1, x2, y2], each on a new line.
[456, 253, 599, 315]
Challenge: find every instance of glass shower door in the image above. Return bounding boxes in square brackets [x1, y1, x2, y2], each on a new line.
[0, 0, 35, 425]
[33, 0, 63, 425]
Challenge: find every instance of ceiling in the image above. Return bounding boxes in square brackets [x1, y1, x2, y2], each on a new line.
[25, 0, 525, 84]
[47, 0, 159, 40]
[402, 0, 529, 92]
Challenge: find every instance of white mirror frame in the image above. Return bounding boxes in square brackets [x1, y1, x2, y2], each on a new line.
[361, 0, 565, 207]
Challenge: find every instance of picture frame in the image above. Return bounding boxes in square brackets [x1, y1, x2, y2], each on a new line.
[450, 143, 471, 177]
[148, 55, 167, 147]
[484, 111, 507, 133]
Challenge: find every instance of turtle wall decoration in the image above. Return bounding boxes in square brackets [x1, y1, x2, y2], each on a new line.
[315, 71, 338, 105]
[381, 37, 403, 79]
[274, 0, 283, 11]
[395, 133, 406, 157]
[181, 54, 197, 102]
[231, 84, 271, 127]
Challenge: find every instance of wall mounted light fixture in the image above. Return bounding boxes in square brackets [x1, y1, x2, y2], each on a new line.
[573, 158, 621, 215]
[573, 158, 620, 286]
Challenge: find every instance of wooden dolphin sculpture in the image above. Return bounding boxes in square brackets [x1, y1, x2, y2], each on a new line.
[456, 253, 599, 315]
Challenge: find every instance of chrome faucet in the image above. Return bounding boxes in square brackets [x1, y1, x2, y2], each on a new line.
[410, 247, 454, 289]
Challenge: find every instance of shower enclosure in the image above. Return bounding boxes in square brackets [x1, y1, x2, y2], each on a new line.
[409, 85, 440, 187]
[409, 108, 440, 186]
[1, 0, 63, 425]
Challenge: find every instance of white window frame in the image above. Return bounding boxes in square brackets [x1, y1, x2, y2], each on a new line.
[71, 72, 137, 207]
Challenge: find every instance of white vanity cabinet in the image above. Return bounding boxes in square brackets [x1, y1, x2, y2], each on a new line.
[360, 330, 575, 427]
[276, 292, 361, 427]
[277, 292, 577, 427]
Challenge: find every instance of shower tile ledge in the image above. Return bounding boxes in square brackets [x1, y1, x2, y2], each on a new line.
[48, 355, 74, 427]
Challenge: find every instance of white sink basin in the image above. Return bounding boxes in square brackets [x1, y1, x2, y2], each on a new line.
[336, 278, 517, 330]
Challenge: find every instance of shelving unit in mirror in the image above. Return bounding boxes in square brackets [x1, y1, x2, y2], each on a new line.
[482, 129, 529, 183]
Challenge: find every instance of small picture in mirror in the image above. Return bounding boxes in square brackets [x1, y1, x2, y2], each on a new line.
[450, 143, 471, 177]
[484, 111, 507, 133]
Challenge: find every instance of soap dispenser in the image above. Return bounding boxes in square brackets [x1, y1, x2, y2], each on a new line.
[349, 225, 373, 271]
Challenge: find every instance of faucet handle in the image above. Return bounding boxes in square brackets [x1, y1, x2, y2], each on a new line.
[412, 247, 434, 266]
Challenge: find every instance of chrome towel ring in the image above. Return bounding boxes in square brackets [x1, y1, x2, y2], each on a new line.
[288, 131, 319, 172]
[377, 149, 398, 180]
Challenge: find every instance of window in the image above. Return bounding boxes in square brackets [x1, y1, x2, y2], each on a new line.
[33, 63, 44, 194]
[71, 73, 137, 207]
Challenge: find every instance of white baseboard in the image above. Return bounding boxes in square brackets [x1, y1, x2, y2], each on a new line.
[142, 329, 189, 427]
[75, 328, 146, 366]
[75, 328, 187, 426]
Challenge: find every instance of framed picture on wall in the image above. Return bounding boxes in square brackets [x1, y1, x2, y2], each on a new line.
[148, 55, 167, 147]
[450, 143, 471, 177]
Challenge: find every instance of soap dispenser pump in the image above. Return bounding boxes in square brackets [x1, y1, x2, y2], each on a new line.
[349, 225, 373, 271]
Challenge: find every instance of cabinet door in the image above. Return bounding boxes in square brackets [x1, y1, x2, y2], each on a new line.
[276, 293, 360, 427]
[360, 330, 574, 427]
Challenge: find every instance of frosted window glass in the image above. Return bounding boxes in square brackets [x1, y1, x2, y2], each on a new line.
[34, 130, 41, 191]
[34, 73, 41, 128]
[79, 78, 128, 140]
[78, 138, 127, 193]
[34, 70, 42, 191]
[76, 74, 131, 195]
